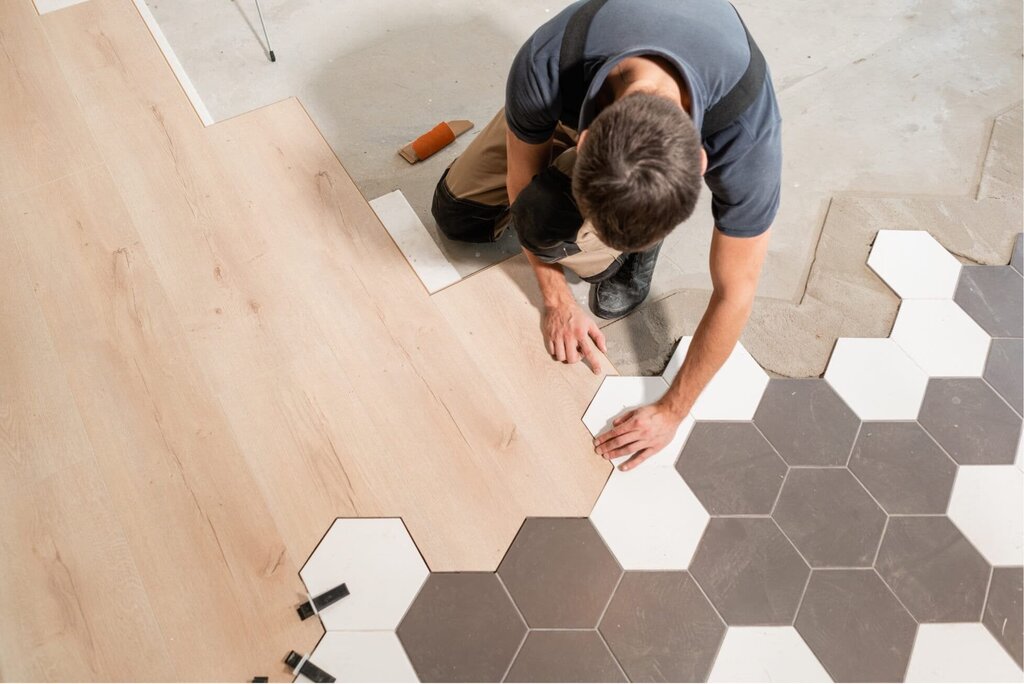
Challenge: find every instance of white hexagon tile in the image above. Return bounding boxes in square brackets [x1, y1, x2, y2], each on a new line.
[299, 518, 429, 631]
[890, 299, 991, 377]
[663, 338, 769, 420]
[947, 465, 1024, 566]
[905, 624, 1023, 682]
[298, 631, 419, 683]
[708, 627, 833, 682]
[824, 338, 929, 420]
[868, 230, 962, 299]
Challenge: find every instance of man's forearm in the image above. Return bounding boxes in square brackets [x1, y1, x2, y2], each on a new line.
[524, 249, 573, 307]
[659, 291, 753, 418]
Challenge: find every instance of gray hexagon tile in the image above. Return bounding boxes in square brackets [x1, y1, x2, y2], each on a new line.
[795, 569, 917, 682]
[300, 518, 428, 630]
[875, 516, 991, 622]
[497, 518, 621, 629]
[825, 338, 929, 421]
[689, 517, 810, 626]
[676, 423, 788, 515]
[848, 422, 957, 514]
[1012, 233, 1023, 275]
[983, 567, 1024, 668]
[773, 468, 887, 568]
[905, 623, 1023, 682]
[954, 265, 1024, 338]
[663, 338, 769, 420]
[918, 378, 1022, 465]
[504, 631, 625, 683]
[867, 230, 962, 299]
[707, 627, 832, 682]
[397, 572, 526, 682]
[753, 378, 861, 466]
[299, 631, 419, 683]
[985, 338, 1024, 415]
[599, 571, 725, 682]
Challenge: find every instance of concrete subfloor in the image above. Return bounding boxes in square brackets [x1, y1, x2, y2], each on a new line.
[144, 0, 1022, 375]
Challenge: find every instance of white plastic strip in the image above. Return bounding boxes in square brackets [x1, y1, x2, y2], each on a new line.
[370, 190, 462, 294]
[131, 0, 215, 126]
[32, 0, 89, 14]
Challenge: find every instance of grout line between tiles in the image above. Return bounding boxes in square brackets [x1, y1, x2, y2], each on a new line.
[871, 516, 890, 567]
[494, 571, 530, 683]
[872, 566, 918, 625]
[978, 565, 995, 623]
[791, 569, 814, 626]
[844, 422, 863, 468]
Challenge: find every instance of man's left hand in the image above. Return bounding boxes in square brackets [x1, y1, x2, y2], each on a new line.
[593, 401, 683, 471]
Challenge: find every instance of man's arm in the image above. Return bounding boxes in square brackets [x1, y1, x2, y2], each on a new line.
[594, 228, 770, 469]
[508, 128, 608, 372]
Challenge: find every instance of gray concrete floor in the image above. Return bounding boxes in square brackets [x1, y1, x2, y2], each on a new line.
[145, 0, 1022, 372]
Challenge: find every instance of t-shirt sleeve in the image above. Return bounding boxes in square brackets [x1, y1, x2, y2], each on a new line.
[505, 37, 561, 144]
[703, 116, 782, 237]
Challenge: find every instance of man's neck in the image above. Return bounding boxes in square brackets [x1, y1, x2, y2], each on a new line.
[604, 55, 692, 114]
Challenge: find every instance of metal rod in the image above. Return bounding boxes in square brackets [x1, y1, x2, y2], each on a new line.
[253, 0, 276, 62]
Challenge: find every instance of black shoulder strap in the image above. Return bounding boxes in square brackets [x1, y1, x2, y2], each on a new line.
[558, 0, 610, 130]
[701, 9, 766, 138]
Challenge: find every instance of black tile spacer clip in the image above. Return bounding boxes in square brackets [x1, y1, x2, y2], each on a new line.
[297, 582, 349, 620]
[285, 651, 335, 683]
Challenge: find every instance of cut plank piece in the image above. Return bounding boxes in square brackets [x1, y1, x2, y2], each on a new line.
[371, 189, 462, 293]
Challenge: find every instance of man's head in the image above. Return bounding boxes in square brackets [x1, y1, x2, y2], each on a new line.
[574, 92, 705, 252]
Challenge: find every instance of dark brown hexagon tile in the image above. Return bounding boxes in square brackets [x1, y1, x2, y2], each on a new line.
[875, 516, 990, 622]
[397, 572, 527, 682]
[918, 378, 1022, 464]
[497, 518, 621, 629]
[753, 379, 861, 466]
[985, 338, 1023, 415]
[772, 468, 887, 568]
[504, 631, 625, 682]
[599, 571, 725, 682]
[795, 569, 917, 682]
[676, 423, 788, 515]
[848, 422, 957, 514]
[983, 566, 1024, 668]
[689, 517, 809, 625]
[954, 265, 1023, 338]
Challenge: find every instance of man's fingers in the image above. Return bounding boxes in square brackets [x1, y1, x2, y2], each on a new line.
[546, 338, 555, 357]
[580, 339, 602, 375]
[595, 416, 635, 446]
[612, 410, 637, 427]
[554, 339, 566, 362]
[590, 323, 608, 355]
[599, 433, 640, 454]
[605, 442, 643, 459]
[620, 448, 653, 471]
[565, 341, 581, 364]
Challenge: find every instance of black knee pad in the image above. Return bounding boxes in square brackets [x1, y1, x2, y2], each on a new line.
[431, 168, 509, 244]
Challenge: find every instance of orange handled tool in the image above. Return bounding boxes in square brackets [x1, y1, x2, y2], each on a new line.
[399, 120, 474, 164]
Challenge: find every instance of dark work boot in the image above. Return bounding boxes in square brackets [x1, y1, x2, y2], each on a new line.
[588, 243, 662, 320]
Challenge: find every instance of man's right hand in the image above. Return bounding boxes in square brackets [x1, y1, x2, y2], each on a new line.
[542, 300, 607, 374]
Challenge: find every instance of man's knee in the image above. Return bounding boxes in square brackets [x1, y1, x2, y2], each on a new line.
[431, 169, 509, 244]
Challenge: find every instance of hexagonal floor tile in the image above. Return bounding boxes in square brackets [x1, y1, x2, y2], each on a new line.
[848, 422, 957, 514]
[824, 338, 929, 420]
[1012, 233, 1023, 275]
[955, 265, 1024, 338]
[299, 631, 418, 683]
[985, 338, 1024, 415]
[599, 571, 725, 682]
[867, 230, 962, 299]
[397, 572, 526, 682]
[707, 627, 832, 682]
[795, 570, 917, 683]
[773, 468, 887, 568]
[497, 518, 621, 628]
[504, 631, 625, 683]
[948, 465, 1024, 566]
[690, 518, 809, 625]
[300, 518, 428, 630]
[905, 624, 1024, 682]
[983, 567, 1024, 668]
[753, 379, 861, 466]
[663, 338, 769, 420]
[891, 300, 991, 377]
[676, 423, 788, 515]
[919, 378, 1022, 465]
[875, 516, 990, 622]
[589, 461, 709, 570]
[581, 375, 693, 469]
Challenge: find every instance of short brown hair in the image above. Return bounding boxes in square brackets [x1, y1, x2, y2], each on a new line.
[573, 92, 702, 252]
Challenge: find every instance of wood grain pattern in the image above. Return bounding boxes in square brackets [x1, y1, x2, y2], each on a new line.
[0, 0, 616, 678]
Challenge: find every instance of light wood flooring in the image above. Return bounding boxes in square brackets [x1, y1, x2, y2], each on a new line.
[0, 0, 614, 679]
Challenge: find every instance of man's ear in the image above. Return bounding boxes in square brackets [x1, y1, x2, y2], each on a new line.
[577, 129, 589, 150]
[700, 147, 708, 176]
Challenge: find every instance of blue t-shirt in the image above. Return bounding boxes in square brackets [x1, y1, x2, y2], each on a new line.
[506, 0, 782, 236]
